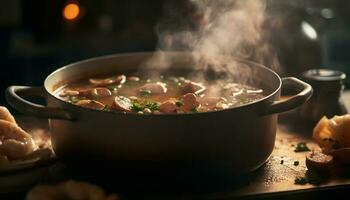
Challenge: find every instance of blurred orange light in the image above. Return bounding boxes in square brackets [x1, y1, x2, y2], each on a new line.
[63, 3, 80, 20]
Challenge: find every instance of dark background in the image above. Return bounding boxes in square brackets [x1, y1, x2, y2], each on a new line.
[1, 0, 350, 106]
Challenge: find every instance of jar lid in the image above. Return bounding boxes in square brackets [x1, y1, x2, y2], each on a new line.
[302, 69, 346, 82]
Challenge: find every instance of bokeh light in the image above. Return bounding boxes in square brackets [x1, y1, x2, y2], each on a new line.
[63, 3, 80, 20]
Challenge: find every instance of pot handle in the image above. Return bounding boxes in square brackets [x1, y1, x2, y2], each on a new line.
[5, 86, 74, 120]
[262, 77, 313, 115]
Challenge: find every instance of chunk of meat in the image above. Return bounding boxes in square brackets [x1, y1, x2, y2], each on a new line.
[159, 100, 177, 113]
[306, 150, 334, 173]
[0, 120, 37, 159]
[0, 106, 17, 125]
[26, 180, 119, 200]
[75, 100, 105, 110]
[178, 93, 200, 112]
[112, 96, 132, 112]
[138, 82, 167, 95]
[78, 88, 112, 98]
[89, 75, 126, 86]
[179, 79, 206, 94]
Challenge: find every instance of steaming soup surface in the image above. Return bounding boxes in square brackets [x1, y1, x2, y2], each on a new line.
[57, 74, 265, 114]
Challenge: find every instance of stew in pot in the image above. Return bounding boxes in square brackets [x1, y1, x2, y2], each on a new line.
[56, 74, 265, 114]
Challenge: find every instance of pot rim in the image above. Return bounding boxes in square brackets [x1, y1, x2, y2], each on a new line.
[44, 51, 282, 117]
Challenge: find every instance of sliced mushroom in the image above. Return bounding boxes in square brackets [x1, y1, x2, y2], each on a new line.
[59, 90, 80, 97]
[112, 96, 132, 112]
[306, 150, 334, 173]
[138, 82, 167, 95]
[128, 76, 140, 82]
[179, 79, 206, 94]
[143, 108, 152, 114]
[75, 100, 105, 110]
[159, 100, 177, 113]
[89, 75, 126, 86]
[78, 88, 112, 98]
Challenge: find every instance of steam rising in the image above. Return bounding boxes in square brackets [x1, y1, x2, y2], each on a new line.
[144, 0, 280, 82]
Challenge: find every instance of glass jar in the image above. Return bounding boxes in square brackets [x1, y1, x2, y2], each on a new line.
[299, 69, 347, 122]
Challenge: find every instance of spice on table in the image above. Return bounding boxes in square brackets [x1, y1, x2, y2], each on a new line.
[294, 142, 310, 152]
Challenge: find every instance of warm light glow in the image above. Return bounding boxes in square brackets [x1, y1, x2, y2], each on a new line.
[63, 3, 80, 20]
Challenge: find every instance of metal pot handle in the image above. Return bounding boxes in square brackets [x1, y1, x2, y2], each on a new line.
[5, 86, 74, 120]
[263, 77, 313, 115]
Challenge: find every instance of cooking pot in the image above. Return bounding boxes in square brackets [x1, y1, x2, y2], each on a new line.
[5, 52, 312, 174]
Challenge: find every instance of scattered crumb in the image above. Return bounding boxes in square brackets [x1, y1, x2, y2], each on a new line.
[294, 161, 300, 166]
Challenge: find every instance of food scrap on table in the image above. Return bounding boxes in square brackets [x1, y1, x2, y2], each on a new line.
[295, 114, 350, 185]
[26, 180, 119, 200]
[313, 114, 350, 163]
[0, 106, 54, 169]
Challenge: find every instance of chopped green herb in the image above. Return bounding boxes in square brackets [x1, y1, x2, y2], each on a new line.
[294, 161, 299, 166]
[131, 101, 160, 112]
[294, 177, 308, 185]
[140, 89, 152, 96]
[191, 107, 199, 113]
[295, 171, 326, 185]
[175, 100, 184, 107]
[106, 85, 118, 91]
[145, 102, 160, 111]
[131, 102, 143, 112]
[101, 105, 110, 111]
[69, 96, 82, 104]
[294, 142, 310, 152]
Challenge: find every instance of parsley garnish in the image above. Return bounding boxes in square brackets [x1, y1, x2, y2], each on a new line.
[69, 96, 82, 104]
[191, 107, 199, 113]
[294, 142, 310, 152]
[106, 85, 118, 91]
[131, 101, 159, 112]
[145, 102, 160, 111]
[175, 100, 184, 107]
[294, 177, 308, 185]
[101, 105, 110, 111]
[131, 102, 143, 112]
[139, 89, 152, 96]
